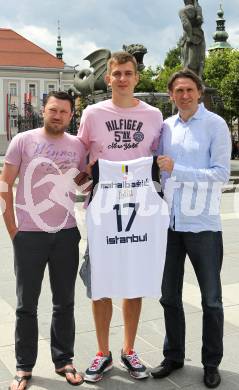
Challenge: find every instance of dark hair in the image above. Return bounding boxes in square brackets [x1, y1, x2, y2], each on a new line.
[167, 68, 204, 93]
[43, 91, 74, 112]
[107, 51, 137, 74]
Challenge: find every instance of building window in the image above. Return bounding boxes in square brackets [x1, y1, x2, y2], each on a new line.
[28, 83, 36, 97]
[10, 115, 18, 128]
[9, 82, 17, 96]
[48, 84, 56, 93]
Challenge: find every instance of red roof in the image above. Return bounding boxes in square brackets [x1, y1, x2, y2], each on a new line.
[0, 28, 64, 68]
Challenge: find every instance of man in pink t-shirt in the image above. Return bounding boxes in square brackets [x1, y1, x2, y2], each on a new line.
[0, 91, 86, 389]
[77, 51, 163, 382]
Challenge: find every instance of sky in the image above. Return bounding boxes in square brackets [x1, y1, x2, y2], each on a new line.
[1, 0, 239, 69]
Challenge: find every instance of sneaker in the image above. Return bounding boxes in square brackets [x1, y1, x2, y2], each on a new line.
[120, 350, 148, 379]
[84, 351, 113, 382]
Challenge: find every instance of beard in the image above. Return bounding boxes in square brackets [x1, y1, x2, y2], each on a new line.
[44, 119, 69, 135]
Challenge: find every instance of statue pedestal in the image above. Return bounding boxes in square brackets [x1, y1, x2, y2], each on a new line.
[202, 87, 223, 113]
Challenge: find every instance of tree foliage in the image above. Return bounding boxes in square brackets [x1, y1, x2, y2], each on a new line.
[220, 51, 239, 119]
[136, 45, 182, 94]
[203, 49, 232, 90]
[136, 66, 158, 92]
[135, 46, 182, 118]
[204, 49, 239, 124]
[135, 45, 239, 128]
[164, 46, 181, 68]
[154, 65, 182, 93]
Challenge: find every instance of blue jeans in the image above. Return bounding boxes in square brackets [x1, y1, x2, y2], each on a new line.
[160, 229, 223, 367]
[13, 227, 80, 371]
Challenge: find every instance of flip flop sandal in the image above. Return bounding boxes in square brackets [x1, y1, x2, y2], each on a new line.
[56, 367, 84, 386]
[9, 374, 32, 390]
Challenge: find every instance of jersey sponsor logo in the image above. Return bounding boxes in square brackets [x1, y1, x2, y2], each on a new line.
[100, 178, 149, 190]
[106, 233, 147, 245]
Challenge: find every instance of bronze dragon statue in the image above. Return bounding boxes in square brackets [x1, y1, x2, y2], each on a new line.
[71, 44, 147, 97]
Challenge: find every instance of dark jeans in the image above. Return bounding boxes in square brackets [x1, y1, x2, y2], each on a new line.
[160, 229, 223, 367]
[13, 227, 80, 371]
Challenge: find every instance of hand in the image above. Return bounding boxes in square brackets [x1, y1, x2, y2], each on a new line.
[74, 171, 93, 194]
[157, 155, 174, 174]
[81, 160, 97, 194]
[74, 171, 89, 186]
[10, 228, 18, 241]
[85, 159, 97, 177]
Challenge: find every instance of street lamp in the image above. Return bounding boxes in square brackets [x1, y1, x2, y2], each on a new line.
[73, 64, 79, 84]
[59, 71, 63, 91]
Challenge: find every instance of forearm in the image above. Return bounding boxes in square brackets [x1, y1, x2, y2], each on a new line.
[172, 163, 230, 184]
[1, 189, 18, 238]
[171, 127, 231, 184]
[0, 162, 20, 239]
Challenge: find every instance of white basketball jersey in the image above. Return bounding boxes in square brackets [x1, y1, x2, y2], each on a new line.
[87, 156, 170, 299]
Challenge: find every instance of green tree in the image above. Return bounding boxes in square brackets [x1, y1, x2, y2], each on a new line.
[153, 45, 182, 92]
[220, 51, 239, 119]
[164, 46, 181, 68]
[203, 48, 239, 127]
[136, 66, 158, 92]
[136, 46, 182, 93]
[154, 65, 181, 93]
[135, 46, 183, 117]
[203, 49, 232, 90]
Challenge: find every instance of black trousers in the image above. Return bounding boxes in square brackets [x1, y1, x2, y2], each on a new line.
[160, 229, 224, 367]
[13, 227, 80, 371]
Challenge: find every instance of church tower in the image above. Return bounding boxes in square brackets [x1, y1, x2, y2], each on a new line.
[56, 20, 63, 59]
[208, 4, 232, 51]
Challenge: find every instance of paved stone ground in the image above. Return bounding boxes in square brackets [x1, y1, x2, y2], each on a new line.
[0, 159, 238, 389]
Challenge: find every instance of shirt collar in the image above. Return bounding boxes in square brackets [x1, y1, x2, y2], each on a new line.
[175, 102, 205, 125]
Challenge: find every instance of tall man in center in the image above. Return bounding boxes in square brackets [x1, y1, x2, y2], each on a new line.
[77, 51, 163, 382]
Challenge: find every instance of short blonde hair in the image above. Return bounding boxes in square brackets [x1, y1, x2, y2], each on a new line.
[107, 51, 137, 74]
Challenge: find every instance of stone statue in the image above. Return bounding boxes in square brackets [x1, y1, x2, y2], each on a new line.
[179, 0, 205, 77]
[71, 44, 147, 97]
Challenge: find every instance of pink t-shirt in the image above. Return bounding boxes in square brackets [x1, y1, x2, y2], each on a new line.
[5, 128, 86, 232]
[77, 99, 163, 161]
